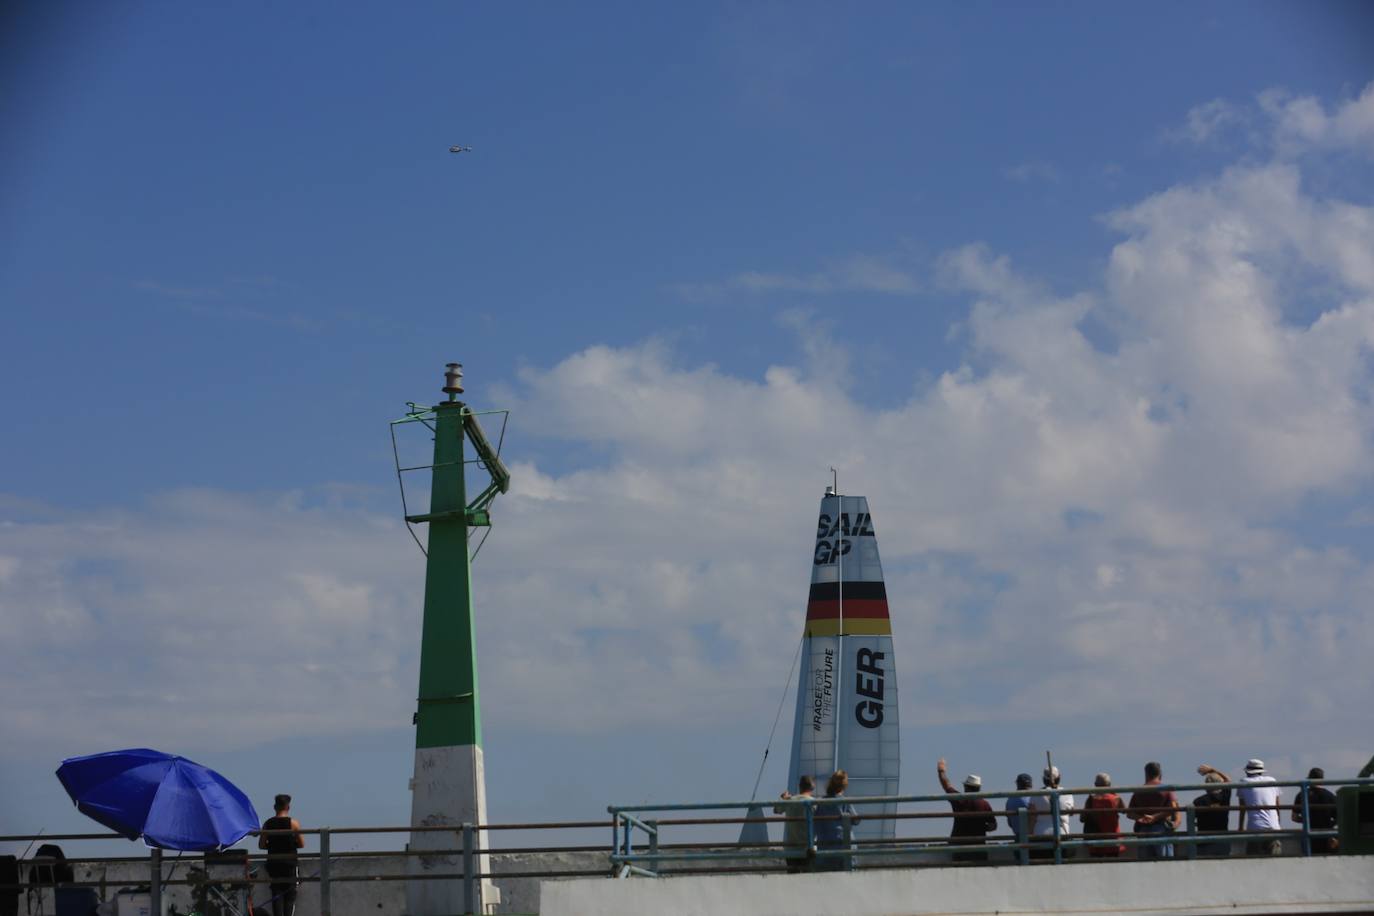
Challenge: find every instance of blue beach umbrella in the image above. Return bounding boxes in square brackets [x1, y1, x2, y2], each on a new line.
[57, 748, 259, 851]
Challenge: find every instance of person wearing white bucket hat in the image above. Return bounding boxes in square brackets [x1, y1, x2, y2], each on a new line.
[1238, 758, 1283, 856]
[936, 758, 998, 862]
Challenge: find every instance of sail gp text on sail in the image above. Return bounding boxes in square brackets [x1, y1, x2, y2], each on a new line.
[813, 511, 875, 565]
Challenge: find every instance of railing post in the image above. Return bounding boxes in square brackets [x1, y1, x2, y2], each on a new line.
[238, 849, 249, 916]
[1184, 805, 1197, 860]
[610, 811, 620, 865]
[1300, 781, 1312, 857]
[648, 820, 659, 862]
[149, 848, 162, 916]
[318, 828, 331, 916]
[804, 799, 815, 863]
[1051, 793, 1063, 864]
[461, 824, 476, 916]
[1017, 807, 1030, 865]
[842, 810, 854, 872]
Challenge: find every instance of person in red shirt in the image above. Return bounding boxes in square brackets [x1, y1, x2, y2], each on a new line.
[1080, 773, 1127, 858]
[937, 758, 998, 863]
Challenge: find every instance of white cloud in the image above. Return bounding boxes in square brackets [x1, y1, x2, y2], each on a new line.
[1172, 98, 1246, 145]
[675, 252, 918, 301]
[1260, 82, 1374, 155]
[1002, 161, 1061, 183]
[1173, 81, 1374, 157]
[6, 90, 1374, 790]
[0, 492, 424, 753]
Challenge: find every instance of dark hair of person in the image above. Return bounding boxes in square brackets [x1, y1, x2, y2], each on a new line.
[1144, 761, 1162, 780]
[826, 770, 848, 796]
[274, 794, 292, 811]
[798, 774, 815, 793]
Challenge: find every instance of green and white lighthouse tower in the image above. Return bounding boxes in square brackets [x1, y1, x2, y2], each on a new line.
[400, 363, 510, 916]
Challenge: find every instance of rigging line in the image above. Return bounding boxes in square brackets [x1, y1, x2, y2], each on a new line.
[749, 631, 805, 802]
[469, 524, 492, 561]
[495, 409, 509, 456]
[406, 522, 428, 559]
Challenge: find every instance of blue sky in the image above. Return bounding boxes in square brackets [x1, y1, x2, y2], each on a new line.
[3, 1, 1374, 850]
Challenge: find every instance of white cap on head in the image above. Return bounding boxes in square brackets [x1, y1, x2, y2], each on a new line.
[1245, 758, 1265, 774]
[963, 774, 982, 790]
[1043, 765, 1060, 785]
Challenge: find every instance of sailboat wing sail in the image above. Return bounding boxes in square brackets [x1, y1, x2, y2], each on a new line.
[788, 494, 899, 839]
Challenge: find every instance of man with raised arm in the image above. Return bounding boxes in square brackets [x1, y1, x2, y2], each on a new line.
[1193, 764, 1233, 857]
[1028, 766, 1075, 860]
[937, 758, 998, 863]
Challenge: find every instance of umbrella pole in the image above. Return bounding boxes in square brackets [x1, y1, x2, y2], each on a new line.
[150, 849, 161, 916]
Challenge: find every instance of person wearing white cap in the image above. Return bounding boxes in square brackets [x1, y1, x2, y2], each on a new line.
[937, 758, 998, 862]
[1028, 765, 1076, 859]
[1237, 758, 1283, 856]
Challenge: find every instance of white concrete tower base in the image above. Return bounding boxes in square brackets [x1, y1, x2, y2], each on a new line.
[407, 744, 500, 914]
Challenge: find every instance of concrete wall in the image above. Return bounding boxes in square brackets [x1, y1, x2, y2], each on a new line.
[34, 848, 1370, 916]
[541, 855, 1374, 916]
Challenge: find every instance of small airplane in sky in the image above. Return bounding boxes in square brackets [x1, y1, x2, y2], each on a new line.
[449, 145, 472, 153]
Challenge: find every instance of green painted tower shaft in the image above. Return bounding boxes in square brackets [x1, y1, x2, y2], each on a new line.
[405, 363, 509, 914]
[414, 399, 481, 749]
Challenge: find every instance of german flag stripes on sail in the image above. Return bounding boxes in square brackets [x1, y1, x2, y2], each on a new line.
[803, 581, 892, 636]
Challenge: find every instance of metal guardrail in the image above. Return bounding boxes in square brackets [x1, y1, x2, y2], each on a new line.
[609, 777, 1372, 876]
[1, 821, 612, 916]
[4, 778, 1368, 916]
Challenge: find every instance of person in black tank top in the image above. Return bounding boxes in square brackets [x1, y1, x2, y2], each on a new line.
[258, 794, 302, 916]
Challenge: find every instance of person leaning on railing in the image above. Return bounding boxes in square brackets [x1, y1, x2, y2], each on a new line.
[813, 770, 859, 872]
[1079, 774, 1126, 858]
[1004, 773, 1034, 858]
[1237, 759, 1283, 857]
[774, 775, 817, 874]
[1028, 766, 1075, 861]
[259, 794, 304, 916]
[1126, 761, 1180, 860]
[1192, 765, 1233, 858]
[1291, 767, 1338, 855]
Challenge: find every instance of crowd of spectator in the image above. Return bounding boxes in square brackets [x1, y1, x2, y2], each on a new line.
[776, 756, 1349, 870]
[931, 757, 1343, 861]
